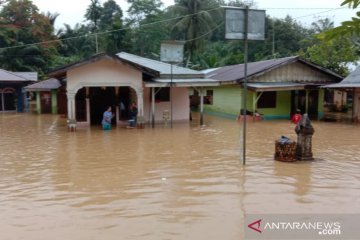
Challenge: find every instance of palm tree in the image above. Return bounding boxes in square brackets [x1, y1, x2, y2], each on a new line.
[45, 11, 60, 27]
[169, 0, 217, 65]
[85, 0, 103, 32]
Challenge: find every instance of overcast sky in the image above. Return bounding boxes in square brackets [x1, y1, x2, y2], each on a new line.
[31, 0, 357, 29]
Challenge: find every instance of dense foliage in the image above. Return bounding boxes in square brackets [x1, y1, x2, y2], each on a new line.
[0, 0, 358, 78]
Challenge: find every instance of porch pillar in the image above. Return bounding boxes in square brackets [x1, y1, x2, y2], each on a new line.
[253, 92, 256, 121]
[36, 91, 41, 114]
[305, 90, 310, 113]
[1, 92, 4, 112]
[253, 91, 263, 121]
[67, 91, 77, 131]
[23, 90, 28, 112]
[115, 87, 120, 125]
[353, 88, 358, 122]
[200, 87, 204, 125]
[352, 88, 357, 122]
[51, 89, 57, 114]
[151, 87, 155, 128]
[136, 88, 144, 126]
[16, 87, 24, 112]
[85, 87, 90, 125]
[239, 88, 242, 119]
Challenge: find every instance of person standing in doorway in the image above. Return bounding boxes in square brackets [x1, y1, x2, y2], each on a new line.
[128, 102, 138, 128]
[102, 106, 113, 130]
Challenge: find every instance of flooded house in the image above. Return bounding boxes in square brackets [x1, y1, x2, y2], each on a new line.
[45, 52, 218, 128]
[0, 69, 37, 112]
[325, 66, 360, 121]
[195, 56, 342, 120]
[24, 78, 66, 115]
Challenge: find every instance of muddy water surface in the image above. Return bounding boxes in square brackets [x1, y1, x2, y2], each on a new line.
[0, 114, 359, 240]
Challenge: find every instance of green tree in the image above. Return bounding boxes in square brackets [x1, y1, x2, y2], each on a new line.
[85, 0, 102, 32]
[169, 0, 217, 65]
[98, 0, 130, 53]
[127, 0, 163, 22]
[126, 0, 168, 57]
[0, 0, 58, 77]
[300, 18, 359, 76]
[56, 23, 95, 60]
[99, 0, 123, 29]
[321, 0, 360, 39]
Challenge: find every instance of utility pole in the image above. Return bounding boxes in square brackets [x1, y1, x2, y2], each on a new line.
[224, 6, 266, 165]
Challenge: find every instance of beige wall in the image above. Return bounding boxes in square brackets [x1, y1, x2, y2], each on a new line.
[65, 57, 190, 123]
[67, 58, 143, 94]
[143, 87, 190, 122]
[333, 90, 347, 108]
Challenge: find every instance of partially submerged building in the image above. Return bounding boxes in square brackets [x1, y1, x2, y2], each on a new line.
[24, 78, 65, 114]
[325, 66, 360, 121]
[198, 56, 342, 120]
[47, 52, 218, 127]
[0, 70, 37, 112]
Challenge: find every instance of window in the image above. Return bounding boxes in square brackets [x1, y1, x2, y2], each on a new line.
[151, 87, 170, 102]
[257, 91, 276, 108]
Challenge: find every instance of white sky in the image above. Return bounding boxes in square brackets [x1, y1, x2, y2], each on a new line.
[31, 0, 358, 29]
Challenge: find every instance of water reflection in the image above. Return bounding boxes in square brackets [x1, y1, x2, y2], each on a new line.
[0, 113, 359, 240]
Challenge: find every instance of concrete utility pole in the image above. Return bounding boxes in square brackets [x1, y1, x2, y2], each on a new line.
[224, 6, 266, 165]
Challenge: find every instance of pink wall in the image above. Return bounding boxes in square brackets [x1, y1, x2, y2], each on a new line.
[143, 87, 190, 122]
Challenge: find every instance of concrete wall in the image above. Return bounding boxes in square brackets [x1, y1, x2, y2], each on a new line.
[143, 87, 190, 122]
[203, 85, 251, 118]
[67, 58, 143, 93]
[203, 86, 291, 119]
[257, 91, 291, 119]
[333, 90, 347, 108]
[66, 58, 190, 123]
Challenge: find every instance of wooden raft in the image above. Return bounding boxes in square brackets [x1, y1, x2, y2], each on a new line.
[274, 140, 297, 162]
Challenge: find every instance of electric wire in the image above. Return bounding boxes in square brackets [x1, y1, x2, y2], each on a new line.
[0, 6, 352, 52]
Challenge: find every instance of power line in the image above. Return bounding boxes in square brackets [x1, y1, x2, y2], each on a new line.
[294, 7, 347, 19]
[0, 6, 350, 52]
[186, 21, 224, 43]
[0, 7, 223, 51]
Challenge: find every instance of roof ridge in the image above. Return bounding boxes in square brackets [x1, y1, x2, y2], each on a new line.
[118, 52, 199, 72]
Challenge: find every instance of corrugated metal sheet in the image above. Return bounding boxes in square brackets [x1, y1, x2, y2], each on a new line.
[145, 78, 220, 87]
[206, 56, 342, 84]
[247, 82, 305, 92]
[0, 69, 36, 82]
[323, 66, 360, 88]
[50, 52, 204, 79]
[117, 52, 203, 77]
[206, 57, 297, 81]
[25, 78, 61, 91]
[342, 66, 360, 84]
[13, 72, 37, 81]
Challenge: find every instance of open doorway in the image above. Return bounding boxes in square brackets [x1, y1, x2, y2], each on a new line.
[291, 90, 318, 119]
[90, 87, 116, 125]
[118, 87, 131, 120]
[0, 88, 16, 111]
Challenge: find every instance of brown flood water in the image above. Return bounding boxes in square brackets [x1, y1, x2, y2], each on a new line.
[0, 113, 359, 240]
